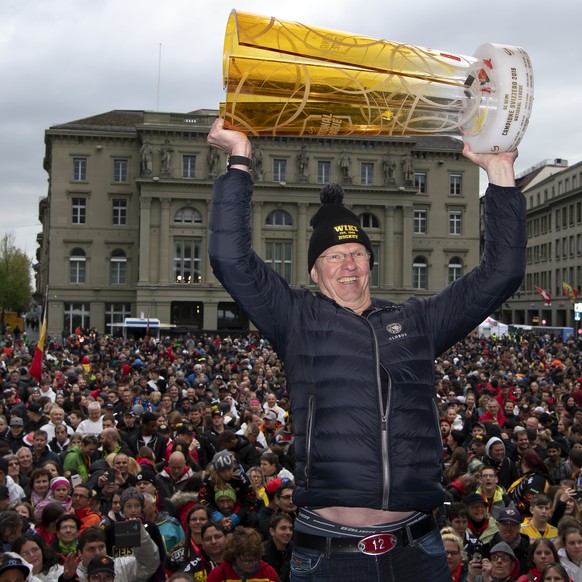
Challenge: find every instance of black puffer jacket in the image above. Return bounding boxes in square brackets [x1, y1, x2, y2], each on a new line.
[209, 169, 526, 512]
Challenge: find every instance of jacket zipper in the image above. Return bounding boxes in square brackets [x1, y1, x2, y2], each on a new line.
[305, 394, 315, 487]
[364, 313, 392, 510]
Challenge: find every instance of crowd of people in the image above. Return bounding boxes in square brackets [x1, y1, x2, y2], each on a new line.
[0, 324, 581, 581]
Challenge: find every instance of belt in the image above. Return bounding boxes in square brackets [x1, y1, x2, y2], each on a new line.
[293, 513, 437, 556]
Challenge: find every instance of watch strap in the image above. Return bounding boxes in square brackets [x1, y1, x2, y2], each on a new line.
[227, 155, 252, 170]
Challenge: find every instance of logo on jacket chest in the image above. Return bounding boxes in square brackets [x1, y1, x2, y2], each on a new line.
[385, 322, 408, 341]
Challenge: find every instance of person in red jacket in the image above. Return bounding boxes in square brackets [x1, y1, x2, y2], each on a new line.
[207, 527, 278, 582]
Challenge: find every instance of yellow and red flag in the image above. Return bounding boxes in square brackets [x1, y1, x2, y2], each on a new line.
[29, 311, 46, 381]
[562, 282, 580, 304]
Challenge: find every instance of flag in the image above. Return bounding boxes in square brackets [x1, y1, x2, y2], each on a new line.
[29, 311, 47, 381]
[562, 282, 580, 304]
[535, 286, 552, 305]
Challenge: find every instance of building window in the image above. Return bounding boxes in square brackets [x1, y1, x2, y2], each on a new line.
[265, 241, 292, 282]
[105, 303, 131, 335]
[317, 161, 331, 184]
[174, 239, 202, 284]
[73, 157, 87, 181]
[217, 301, 249, 331]
[359, 213, 379, 229]
[450, 173, 462, 196]
[266, 210, 292, 226]
[182, 155, 196, 178]
[112, 199, 127, 225]
[448, 257, 463, 284]
[273, 159, 287, 182]
[361, 162, 374, 185]
[113, 159, 128, 183]
[64, 303, 90, 335]
[69, 248, 86, 284]
[449, 210, 462, 235]
[171, 301, 204, 329]
[414, 210, 427, 234]
[174, 207, 202, 224]
[71, 197, 86, 224]
[412, 256, 427, 290]
[110, 249, 127, 285]
[415, 172, 427, 194]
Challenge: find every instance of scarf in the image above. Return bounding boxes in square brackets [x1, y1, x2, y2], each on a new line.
[59, 539, 78, 556]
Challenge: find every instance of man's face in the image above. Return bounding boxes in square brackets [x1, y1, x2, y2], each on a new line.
[72, 487, 91, 510]
[216, 496, 235, 515]
[489, 442, 505, 461]
[50, 408, 65, 425]
[450, 516, 468, 539]
[276, 488, 297, 513]
[531, 503, 551, 523]
[480, 469, 498, 491]
[490, 552, 513, 579]
[266, 393, 277, 407]
[55, 425, 68, 442]
[188, 409, 201, 424]
[310, 243, 371, 313]
[88, 407, 101, 421]
[516, 431, 530, 451]
[114, 455, 129, 474]
[33, 434, 47, 452]
[169, 457, 186, 481]
[142, 420, 157, 436]
[497, 521, 520, 543]
[137, 480, 156, 495]
[526, 417, 540, 430]
[80, 540, 107, 567]
[546, 447, 561, 463]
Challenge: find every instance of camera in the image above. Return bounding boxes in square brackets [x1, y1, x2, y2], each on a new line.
[113, 521, 141, 548]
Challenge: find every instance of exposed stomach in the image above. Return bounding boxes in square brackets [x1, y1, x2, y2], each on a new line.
[314, 506, 414, 527]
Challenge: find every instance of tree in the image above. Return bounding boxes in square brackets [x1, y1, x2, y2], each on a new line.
[0, 234, 32, 330]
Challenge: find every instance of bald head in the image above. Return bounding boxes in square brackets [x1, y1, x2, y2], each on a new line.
[168, 451, 186, 480]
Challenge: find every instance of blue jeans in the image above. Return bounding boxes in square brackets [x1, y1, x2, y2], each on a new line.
[290, 528, 450, 582]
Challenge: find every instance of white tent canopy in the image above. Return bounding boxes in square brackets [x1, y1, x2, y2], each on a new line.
[478, 317, 509, 337]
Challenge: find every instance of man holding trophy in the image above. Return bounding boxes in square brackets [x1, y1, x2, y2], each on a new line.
[208, 11, 531, 581]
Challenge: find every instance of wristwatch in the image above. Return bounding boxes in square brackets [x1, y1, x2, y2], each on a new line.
[227, 155, 252, 170]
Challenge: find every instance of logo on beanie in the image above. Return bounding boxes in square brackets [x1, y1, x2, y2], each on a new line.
[334, 224, 360, 241]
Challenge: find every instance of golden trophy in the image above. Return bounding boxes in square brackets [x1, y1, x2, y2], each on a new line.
[220, 11, 533, 152]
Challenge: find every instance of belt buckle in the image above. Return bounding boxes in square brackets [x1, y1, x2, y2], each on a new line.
[357, 533, 397, 556]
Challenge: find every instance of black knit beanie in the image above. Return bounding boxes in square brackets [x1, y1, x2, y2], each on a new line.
[308, 184, 374, 273]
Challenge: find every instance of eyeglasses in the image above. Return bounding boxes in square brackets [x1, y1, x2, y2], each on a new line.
[491, 554, 512, 562]
[278, 495, 293, 500]
[318, 250, 371, 264]
[20, 546, 41, 559]
[446, 550, 460, 556]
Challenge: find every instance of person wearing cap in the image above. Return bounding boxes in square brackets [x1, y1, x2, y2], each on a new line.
[468, 540, 521, 582]
[25, 402, 49, 433]
[197, 409, 227, 469]
[465, 493, 499, 546]
[6, 416, 26, 453]
[199, 450, 256, 530]
[485, 507, 531, 576]
[207, 120, 525, 580]
[64, 524, 160, 582]
[0, 553, 31, 582]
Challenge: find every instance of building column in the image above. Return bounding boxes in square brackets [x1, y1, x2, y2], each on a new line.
[159, 199, 170, 283]
[297, 203, 308, 285]
[204, 301, 218, 330]
[383, 205, 395, 288]
[139, 197, 151, 283]
[203, 199, 213, 285]
[252, 201, 262, 253]
[402, 205, 413, 288]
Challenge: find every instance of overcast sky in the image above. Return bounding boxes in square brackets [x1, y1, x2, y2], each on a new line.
[1, 0, 580, 262]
